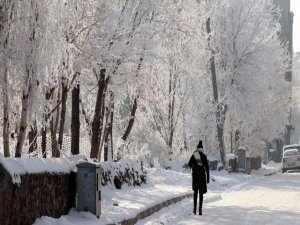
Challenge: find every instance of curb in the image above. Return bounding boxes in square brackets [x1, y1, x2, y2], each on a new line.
[117, 193, 193, 225]
[264, 171, 277, 176]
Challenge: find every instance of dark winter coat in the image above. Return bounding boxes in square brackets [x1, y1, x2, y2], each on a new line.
[188, 148, 210, 194]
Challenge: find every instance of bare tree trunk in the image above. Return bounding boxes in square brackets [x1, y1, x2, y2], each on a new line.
[42, 114, 48, 158]
[121, 97, 138, 142]
[206, 18, 226, 166]
[50, 89, 60, 157]
[80, 98, 90, 129]
[56, 78, 68, 157]
[117, 47, 145, 159]
[28, 123, 37, 154]
[1, 0, 16, 157]
[103, 119, 109, 161]
[50, 118, 58, 157]
[98, 84, 107, 159]
[108, 100, 114, 161]
[15, 91, 29, 157]
[42, 88, 55, 158]
[234, 129, 241, 150]
[104, 91, 114, 161]
[120, 50, 145, 144]
[71, 83, 80, 155]
[216, 107, 226, 166]
[15, 0, 39, 157]
[90, 69, 108, 159]
[182, 112, 188, 152]
[2, 67, 10, 157]
[41, 127, 47, 158]
[103, 123, 109, 161]
[168, 70, 176, 160]
[230, 130, 233, 154]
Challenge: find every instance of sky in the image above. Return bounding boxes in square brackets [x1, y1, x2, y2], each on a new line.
[291, 0, 300, 53]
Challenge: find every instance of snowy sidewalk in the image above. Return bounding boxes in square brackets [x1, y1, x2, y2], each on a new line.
[34, 168, 196, 225]
[33, 163, 280, 225]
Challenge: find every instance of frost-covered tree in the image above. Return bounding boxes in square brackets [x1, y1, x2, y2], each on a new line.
[0, 0, 15, 157]
[126, 0, 210, 163]
[62, 0, 156, 160]
[0, 0, 290, 165]
[5, 0, 42, 157]
[202, 0, 290, 164]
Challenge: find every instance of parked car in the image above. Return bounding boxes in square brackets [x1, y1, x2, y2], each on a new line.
[281, 149, 300, 173]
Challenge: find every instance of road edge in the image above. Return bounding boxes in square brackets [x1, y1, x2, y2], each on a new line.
[116, 193, 193, 225]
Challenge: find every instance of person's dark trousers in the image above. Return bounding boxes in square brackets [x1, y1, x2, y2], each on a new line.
[193, 189, 203, 215]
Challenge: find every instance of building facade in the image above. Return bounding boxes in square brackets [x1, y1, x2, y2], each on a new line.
[273, 0, 294, 147]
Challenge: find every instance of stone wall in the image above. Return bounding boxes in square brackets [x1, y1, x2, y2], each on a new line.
[0, 158, 147, 225]
[0, 163, 76, 225]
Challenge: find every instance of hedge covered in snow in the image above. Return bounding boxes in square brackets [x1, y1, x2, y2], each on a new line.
[101, 159, 147, 189]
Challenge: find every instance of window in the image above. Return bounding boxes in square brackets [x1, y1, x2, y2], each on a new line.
[284, 150, 299, 157]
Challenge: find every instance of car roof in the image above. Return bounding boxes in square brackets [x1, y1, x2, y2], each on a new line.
[284, 148, 299, 151]
[283, 144, 300, 148]
[283, 148, 300, 154]
[283, 144, 300, 150]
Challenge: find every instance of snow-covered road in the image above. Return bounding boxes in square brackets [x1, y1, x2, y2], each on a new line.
[136, 172, 300, 225]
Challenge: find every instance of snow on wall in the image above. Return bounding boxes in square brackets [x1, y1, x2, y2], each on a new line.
[0, 165, 76, 225]
[0, 156, 79, 184]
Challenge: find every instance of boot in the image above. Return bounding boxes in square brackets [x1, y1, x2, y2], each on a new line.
[199, 209, 202, 215]
[193, 208, 196, 215]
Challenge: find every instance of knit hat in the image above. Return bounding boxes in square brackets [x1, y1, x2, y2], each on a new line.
[197, 140, 203, 149]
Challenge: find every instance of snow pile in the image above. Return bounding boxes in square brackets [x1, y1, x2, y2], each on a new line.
[251, 160, 281, 176]
[226, 154, 236, 160]
[0, 156, 78, 184]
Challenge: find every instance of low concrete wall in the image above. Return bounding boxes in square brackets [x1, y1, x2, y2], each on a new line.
[0, 163, 76, 225]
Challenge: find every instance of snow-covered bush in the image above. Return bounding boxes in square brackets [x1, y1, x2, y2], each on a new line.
[100, 158, 146, 189]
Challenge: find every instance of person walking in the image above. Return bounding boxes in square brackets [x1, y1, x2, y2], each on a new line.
[188, 140, 210, 215]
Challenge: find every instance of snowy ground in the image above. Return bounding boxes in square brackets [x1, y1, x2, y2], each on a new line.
[32, 161, 291, 225]
[136, 172, 300, 225]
